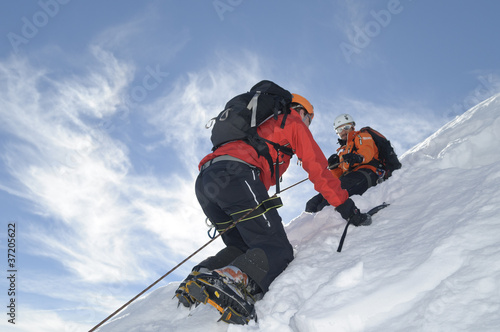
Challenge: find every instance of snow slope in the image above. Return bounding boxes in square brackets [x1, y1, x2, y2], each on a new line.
[95, 94, 500, 332]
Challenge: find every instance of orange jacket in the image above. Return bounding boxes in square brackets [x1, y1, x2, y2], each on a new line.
[331, 130, 379, 178]
[199, 111, 349, 207]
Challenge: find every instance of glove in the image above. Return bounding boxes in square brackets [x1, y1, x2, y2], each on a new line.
[335, 198, 356, 220]
[349, 211, 372, 226]
[335, 198, 372, 226]
[327, 154, 340, 169]
[342, 152, 363, 166]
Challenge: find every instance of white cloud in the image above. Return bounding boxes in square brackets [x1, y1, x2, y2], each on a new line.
[145, 51, 265, 170]
[9, 308, 89, 332]
[0, 49, 222, 292]
[56, 47, 133, 118]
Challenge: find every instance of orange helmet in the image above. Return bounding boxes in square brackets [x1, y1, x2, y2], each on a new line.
[291, 93, 314, 119]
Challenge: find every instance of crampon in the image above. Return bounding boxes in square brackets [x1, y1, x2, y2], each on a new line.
[186, 269, 257, 325]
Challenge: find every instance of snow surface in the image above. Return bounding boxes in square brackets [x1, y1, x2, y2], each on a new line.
[96, 94, 500, 332]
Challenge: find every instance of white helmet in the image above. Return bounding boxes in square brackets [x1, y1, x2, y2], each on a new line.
[333, 114, 355, 130]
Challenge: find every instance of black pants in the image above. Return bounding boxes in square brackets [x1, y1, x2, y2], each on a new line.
[194, 160, 294, 293]
[305, 169, 378, 213]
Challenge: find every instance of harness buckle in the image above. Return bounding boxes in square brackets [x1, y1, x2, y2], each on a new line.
[376, 168, 386, 184]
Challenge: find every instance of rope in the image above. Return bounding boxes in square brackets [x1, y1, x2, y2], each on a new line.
[88, 177, 307, 332]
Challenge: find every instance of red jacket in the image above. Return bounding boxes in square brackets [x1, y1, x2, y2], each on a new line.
[199, 111, 349, 207]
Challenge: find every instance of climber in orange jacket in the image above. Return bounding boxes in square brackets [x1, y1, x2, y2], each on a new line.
[306, 113, 381, 213]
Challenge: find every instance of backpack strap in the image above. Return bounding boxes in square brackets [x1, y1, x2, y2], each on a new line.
[247, 91, 261, 127]
[278, 98, 289, 129]
[245, 89, 294, 193]
[262, 138, 294, 194]
[280, 110, 288, 129]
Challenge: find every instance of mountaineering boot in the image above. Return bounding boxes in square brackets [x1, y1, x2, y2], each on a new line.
[175, 268, 209, 308]
[185, 266, 257, 324]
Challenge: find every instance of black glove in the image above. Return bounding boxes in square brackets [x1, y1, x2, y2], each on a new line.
[349, 211, 372, 226]
[327, 154, 340, 169]
[342, 152, 363, 166]
[335, 198, 372, 226]
[335, 198, 356, 220]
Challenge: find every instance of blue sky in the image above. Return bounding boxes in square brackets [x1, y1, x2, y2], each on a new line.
[1, 1, 500, 330]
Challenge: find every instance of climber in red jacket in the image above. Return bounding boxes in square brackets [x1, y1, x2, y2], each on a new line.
[175, 85, 370, 324]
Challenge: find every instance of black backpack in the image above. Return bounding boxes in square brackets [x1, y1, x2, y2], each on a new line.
[359, 127, 402, 179]
[208, 80, 294, 190]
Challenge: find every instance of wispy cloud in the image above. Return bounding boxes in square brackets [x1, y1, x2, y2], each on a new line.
[0, 47, 225, 295]
[145, 51, 265, 170]
[334, 0, 410, 65]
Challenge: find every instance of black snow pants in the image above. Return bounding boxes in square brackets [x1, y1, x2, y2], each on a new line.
[194, 160, 294, 294]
